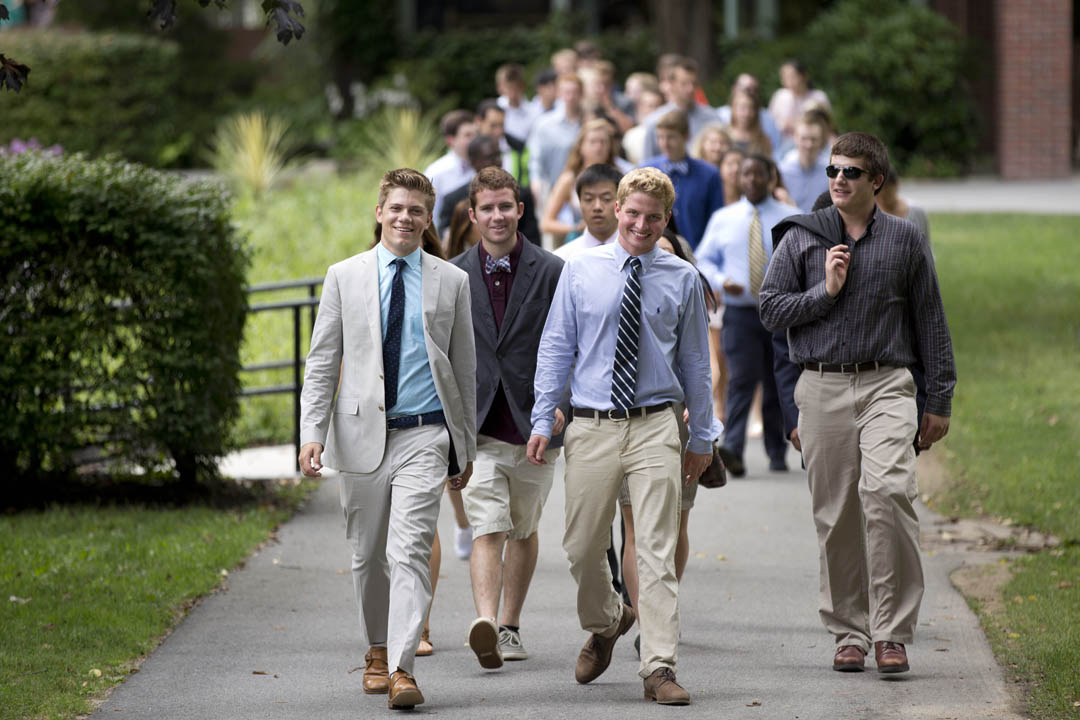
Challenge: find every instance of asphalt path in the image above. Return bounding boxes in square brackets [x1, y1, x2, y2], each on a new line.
[92, 443, 1024, 720]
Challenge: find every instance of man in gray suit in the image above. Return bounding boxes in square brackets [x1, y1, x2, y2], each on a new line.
[450, 167, 567, 669]
[298, 168, 477, 710]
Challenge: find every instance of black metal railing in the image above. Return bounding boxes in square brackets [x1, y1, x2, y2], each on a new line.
[241, 277, 322, 471]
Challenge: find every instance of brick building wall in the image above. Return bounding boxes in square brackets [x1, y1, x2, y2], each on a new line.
[995, 0, 1073, 178]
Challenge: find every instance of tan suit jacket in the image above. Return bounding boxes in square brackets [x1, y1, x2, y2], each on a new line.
[300, 247, 477, 475]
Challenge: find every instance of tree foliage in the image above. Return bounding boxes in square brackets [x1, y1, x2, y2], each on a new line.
[0, 0, 305, 91]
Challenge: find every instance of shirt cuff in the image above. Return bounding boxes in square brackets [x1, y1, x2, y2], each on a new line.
[924, 395, 952, 417]
[686, 436, 712, 455]
[810, 279, 839, 309]
[531, 418, 554, 439]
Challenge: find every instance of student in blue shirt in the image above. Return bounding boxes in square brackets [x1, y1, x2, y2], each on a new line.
[641, 110, 724, 251]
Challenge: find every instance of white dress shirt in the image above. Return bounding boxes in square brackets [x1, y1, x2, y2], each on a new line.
[424, 151, 475, 234]
[553, 228, 618, 261]
[696, 197, 799, 307]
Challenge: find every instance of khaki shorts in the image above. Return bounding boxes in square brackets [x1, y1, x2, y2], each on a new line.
[462, 434, 558, 539]
[618, 403, 696, 511]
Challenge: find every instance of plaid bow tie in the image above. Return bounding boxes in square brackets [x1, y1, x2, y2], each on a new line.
[484, 254, 512, 274]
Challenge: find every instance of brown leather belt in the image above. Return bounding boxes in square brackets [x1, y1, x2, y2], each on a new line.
[803, 361, 884, 374]
[572, 401, 672, 421]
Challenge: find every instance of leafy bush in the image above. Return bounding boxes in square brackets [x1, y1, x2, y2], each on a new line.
[0, 153, 250, 490]
[800, 0, 979, 176]
[0, 30, 184, 167]
[714, 0, 979, 176]
[388, 12, 657, 112]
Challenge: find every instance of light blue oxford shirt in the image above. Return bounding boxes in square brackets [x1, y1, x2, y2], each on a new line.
[696, 197, 800, 308]
[376, 244, 442, 418]
[526, 107, 581, 192]
[530, 241, 715, 454]
[778, 149, 830, 213]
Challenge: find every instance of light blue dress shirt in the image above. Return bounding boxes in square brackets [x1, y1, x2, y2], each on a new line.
[526, 107, 581, 192]
[530, 242, 714, 454]
[376, 244, 442, 418]
[697, 197, 800, 308]
[778, 149, 830, 213]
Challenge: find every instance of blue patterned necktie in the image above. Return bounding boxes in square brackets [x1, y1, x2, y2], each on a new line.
[383, 258, 407, 410]
[484, 254, 512, 274]
[610, 256, 642, 411]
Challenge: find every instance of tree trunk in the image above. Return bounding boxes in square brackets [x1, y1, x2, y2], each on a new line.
[646, 0, 714, 83]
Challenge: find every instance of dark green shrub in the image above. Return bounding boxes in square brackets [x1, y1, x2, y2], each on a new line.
[387, 13, 657, 113]
[800, 0, 979, 176]
[0, 153, 250, 488]
[713, 0, 979, 176]
[0, 31, 183, 167]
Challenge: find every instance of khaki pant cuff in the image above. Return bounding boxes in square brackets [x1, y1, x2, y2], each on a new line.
[639, 660, 675, 679]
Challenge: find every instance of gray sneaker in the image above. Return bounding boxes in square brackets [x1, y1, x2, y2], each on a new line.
[498, 627, 528, 661]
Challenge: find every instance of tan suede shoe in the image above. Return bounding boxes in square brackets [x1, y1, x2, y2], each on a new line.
[362, 646, 389, 694]
[388, 670, 424, 710]
[643, 666, 690, 705]
[574, 604, 636, 684]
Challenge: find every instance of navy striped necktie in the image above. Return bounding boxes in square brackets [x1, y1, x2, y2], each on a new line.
[611, 256, 642, 411]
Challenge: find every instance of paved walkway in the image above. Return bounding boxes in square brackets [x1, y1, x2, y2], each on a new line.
[902, 174, 1080, 214]
[93, 443, 1024, 719]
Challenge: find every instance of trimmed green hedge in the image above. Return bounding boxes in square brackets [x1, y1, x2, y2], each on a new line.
[0, 153, 249, 489]
[0, 30, 184, 167]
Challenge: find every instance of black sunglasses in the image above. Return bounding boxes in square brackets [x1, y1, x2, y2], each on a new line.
[825, 164, 867, 180]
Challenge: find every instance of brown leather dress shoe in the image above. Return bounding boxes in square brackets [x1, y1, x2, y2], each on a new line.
[363, 646, 389, 694]
[643, 667, 691, 705]
[574, 604, 636, 684]
[832, 645, 866, 672]
[388, 670, 424, 709]
[875, 641, 910, 673]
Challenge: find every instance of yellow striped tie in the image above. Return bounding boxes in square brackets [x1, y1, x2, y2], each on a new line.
[748, 208, 765, 297]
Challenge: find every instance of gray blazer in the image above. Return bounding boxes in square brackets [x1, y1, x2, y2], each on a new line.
[451, 238, 566, 447]
[300, 247, 477, 475]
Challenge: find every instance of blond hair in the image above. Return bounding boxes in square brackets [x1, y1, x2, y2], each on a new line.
[617, 167, 675, 215]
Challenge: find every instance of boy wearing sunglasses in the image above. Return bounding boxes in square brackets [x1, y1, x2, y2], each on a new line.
[758, 132, 955, 676]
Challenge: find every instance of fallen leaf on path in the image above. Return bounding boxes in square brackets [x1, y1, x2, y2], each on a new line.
[253, 671, 269, 675]
[746, 701, 761, 707]
[272, 625, 287, 630]
[347, 666, 363, 674]
[716, 554, 726, 561]
[696, 552, 706, 559]
[935, 648, 949, 652]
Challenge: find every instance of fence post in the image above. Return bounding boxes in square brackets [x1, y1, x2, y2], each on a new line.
[293, 305, 302, 473]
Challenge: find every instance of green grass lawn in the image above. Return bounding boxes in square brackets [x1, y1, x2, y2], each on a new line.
[931, 213, 1080, 719]
[0, 485, 309, 720]
[231, 170, 380, 446]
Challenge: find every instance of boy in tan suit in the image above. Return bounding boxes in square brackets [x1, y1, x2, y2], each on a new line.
[299, 168, 477, 709]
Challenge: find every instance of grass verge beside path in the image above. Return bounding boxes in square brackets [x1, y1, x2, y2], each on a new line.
[231, 171, 380, 447]
[931, 213, 1080, 719]
[0, 483, 311, 720]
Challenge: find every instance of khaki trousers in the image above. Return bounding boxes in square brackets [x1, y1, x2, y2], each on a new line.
[339, 424, 448, 675]
[795, 366, 923, 652]
[562, 408, 682, 678]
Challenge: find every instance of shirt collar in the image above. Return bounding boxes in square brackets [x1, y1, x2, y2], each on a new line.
[580, 227, 618, 247]
[376, 242, 423, 272]
[476, 232, 524, 269]
[613, 237, 660, 273]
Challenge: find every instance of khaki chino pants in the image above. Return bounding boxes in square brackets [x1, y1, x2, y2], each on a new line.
[795, 366, 924, 652]
[338, 424, 448, 675]
[562, 408, 682, 678]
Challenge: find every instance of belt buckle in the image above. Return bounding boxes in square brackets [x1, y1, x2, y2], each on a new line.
[610, 409, 629, 422]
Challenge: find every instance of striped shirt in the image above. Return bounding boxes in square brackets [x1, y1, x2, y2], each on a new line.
[758, 207, 956, 416]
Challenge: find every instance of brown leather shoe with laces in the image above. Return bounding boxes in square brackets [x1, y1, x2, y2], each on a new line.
[363, 646, 389, 694]
[874, 641, 910, 673]
[832, 645, 866, 672]
[643, 666, 690, 705]
[388, 670, 424, 709]
[574, 604, 636, 684]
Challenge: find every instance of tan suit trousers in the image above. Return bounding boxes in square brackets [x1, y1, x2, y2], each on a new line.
[338, 423, 448, 675]
[795, 365, 923, 652]
[562, 407, 682, 678]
